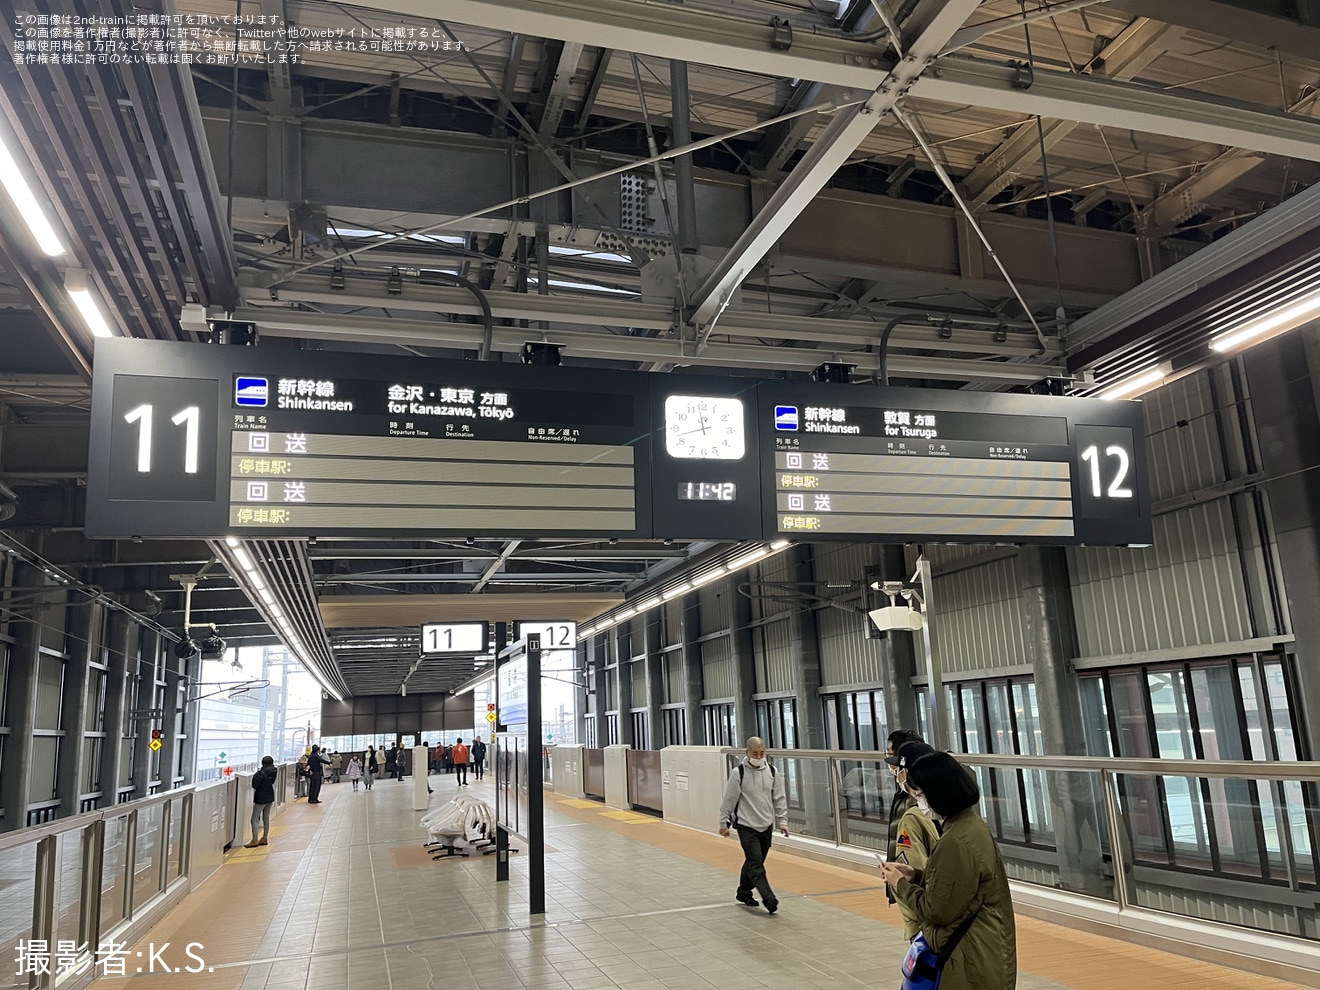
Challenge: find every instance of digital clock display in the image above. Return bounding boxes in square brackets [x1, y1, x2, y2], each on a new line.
[678, 482, 737, 501]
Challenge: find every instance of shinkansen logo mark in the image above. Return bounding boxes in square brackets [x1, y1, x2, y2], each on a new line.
[235, 377, 269, 407]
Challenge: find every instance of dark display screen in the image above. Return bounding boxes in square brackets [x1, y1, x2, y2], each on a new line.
[677, 482, 737, 501]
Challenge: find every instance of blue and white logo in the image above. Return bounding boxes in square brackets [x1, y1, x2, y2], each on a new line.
[774, 405, 799, 431]
[235, 377, 268, 407]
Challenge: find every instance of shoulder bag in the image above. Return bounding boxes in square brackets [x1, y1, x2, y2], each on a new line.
[900, 911, 977, 990]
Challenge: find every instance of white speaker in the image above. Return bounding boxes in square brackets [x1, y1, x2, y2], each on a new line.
[868, 605, 924, 632]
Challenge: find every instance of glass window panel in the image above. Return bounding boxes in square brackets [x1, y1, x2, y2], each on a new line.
[1147, 669, 1210, 861]
[913, 689, 927, 740]
[1190, 665, 1260, 873]
[984, 683, 1024, 838]
[132, 804, 163, 913]
[100, 814, 129, 935]
[856, 693, 875, 752]
[780, 699, 797, 749]
[1012, 682, 1053, 839]
[1264, 662, 1315, 878]
[1109, 672, 1165, 859]
[823, 697, 840, 749]
[960, 685, 985, 753]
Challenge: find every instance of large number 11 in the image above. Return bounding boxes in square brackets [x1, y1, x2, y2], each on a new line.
[124, 403, 201, 474]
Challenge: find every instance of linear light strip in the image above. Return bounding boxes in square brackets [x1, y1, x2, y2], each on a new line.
[0, 130, 65, 257]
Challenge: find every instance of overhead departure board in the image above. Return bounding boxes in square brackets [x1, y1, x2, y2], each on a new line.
[757, 383, 1151, 546]
[86, 339, 652, 540]
[86, 339, 1152, 546]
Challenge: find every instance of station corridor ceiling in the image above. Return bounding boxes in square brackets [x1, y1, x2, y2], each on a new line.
[1, 0, 1319, 697]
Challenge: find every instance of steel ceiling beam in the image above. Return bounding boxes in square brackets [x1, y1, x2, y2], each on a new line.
[686, 0, 984, 328]
[374, 0, 1320, 161]
[233, 306, 1063, 383]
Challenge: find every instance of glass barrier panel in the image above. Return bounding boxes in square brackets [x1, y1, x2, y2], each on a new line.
[100, 814, 129, 934]
[1115, 772, 1319, 940]
[55, 829, 85, 948]
[0, 842, 38, 959]
[132, 804, 163, 913]
[166, 800, 183, 885]
[774, 755, 836, 846]
[836, 758, 893, 853]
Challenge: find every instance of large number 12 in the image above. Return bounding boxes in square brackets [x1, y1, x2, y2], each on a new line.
[1080, 444, 1132, 499]
[124, 403, 200, 474]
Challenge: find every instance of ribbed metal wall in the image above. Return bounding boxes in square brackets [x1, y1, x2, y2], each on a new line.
[1071, 370, 1260, 659]
[665, 650, 682, 702]
[747, 555, 797, 693]
[1134, 884, 1306, 937]
[928, 552, 1026, 676]
[757, 617, 797, 693]
[1071, 499, 1253, 656]
[699, 578, 732, 630]
[811, 544, 881, 687]
[702, 636, 734, 698]
[664, 600, 684, 645]
[631, 657, 647, 698]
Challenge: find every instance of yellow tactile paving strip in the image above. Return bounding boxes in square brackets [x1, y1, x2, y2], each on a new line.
[546, 793, 1312, 990]
[92, 787, 345, 990]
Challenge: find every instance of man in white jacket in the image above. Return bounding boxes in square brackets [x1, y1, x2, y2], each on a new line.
[718, 736, 789, 914]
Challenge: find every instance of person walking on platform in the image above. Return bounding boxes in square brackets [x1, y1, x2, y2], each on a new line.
[366, 746, 378, 789]
[881, 752, 1017, 990]
[385, 745, 398, 781]
[307, 744, 330, 804]
[346, 755, 363, 791]
[331, 750, 343, 783]
[882, 740, 940, 940]
[718, 736, 789, 914]
[471, 736, 487, 780]
[452, 737, 470, 785]
[245, 756, 278, 847]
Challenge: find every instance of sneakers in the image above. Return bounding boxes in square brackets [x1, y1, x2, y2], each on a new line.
[736, 893, 759, 907]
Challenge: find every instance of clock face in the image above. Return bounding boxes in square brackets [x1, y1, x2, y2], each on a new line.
[664, 395, 746, 460]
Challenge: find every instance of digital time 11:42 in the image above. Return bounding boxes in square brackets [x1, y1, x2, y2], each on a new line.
[678, 482, 736, 501]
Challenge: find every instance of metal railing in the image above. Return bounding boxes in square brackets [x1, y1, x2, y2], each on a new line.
[727, 749, 1320, 951]
[0, 763, 295, 990]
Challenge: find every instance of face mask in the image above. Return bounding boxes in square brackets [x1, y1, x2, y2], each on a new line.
[747, 756, 766, 769]
[915, 795, 932, 815]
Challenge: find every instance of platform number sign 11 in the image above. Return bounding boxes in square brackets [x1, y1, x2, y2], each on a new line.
[517, 621, 577, 649]
[107, 375, 219, 502]
[1073, 424, 1142, 520]
[420, 622, 488, 656]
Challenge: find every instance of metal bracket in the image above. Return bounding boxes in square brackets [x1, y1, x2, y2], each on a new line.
[769, 16, 793, 51]
[1009, 59, 1034, 90]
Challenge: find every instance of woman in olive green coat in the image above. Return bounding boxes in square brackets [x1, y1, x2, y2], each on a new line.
[880, 752, 1017, 990]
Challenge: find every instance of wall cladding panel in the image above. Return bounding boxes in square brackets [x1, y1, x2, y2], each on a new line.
[1071, 498, 1253, 658]
[818, 602, 882, 687]
[756, 617, 797, 694]
[699, 579, 732, 631]
[930, 555, 1026, 675]
[1143, 372, 1225, 502]
[702, 636, 734, 699]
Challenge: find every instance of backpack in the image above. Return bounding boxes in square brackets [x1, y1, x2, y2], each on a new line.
[729, 761, 776, 827]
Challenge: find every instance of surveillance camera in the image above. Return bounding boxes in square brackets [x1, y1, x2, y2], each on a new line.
[174, 637, 199, 661]
[200, 628, 226, 659]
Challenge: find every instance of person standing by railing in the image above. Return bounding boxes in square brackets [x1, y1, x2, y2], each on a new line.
[244, 756, 278, 848]
[881, 752, 1017, 989]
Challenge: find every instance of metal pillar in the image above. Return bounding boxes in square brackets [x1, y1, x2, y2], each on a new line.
[669, 60, 698, 256]
[913, 552, 950, 752]
[730, 587, 757, 748]
[644, 615, 663, 750]
[680, 593, 704, 744]
[527, 634, 545, 915]
[0, 563, 42, 832]
[612, 625, 634, 747]
[875, 546, 920, 736]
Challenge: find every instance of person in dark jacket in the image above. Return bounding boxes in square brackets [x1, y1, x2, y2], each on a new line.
[881, 741, 941, 939]
[471, 737, 487, 780]
[885, 729, 924, 862]
[307, 744, 331, 804]
[881, 752, 1017, 990]
[245, 756, 279, 847]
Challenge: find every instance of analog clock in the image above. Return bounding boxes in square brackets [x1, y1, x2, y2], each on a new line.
[664, 395, 746, 460]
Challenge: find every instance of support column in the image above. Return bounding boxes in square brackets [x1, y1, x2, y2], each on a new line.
[1018, 545, 1107, 896]
[729, 585, 756, 748]
[669, 60, 699, 257]
[786, 546, 832, 838]
[57, 601, 96, 818]
[161, 651, 182, 789]
[178, 653, 201, 783]
[1244, 330, 1320, 757]
[644, 615, 663, 750]
[0, 563, 42, 831]
[877, 546, 920, 735]
[131, 629, 160, 797]
[100, 613, 132, 807]
[613, 625, 634, 746]
[680, 594, 704, 744]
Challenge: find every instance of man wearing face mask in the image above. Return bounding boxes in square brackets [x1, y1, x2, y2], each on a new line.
[881, 740, 940, 939]
[718, 737, 789, 914]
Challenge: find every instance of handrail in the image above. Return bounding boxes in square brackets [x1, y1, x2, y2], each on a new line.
[0, 783, 206, 854]
[720, 747, 1320, 781]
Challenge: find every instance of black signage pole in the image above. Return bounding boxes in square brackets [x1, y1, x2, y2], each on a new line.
[495, 621, 509, 883]
[527, 633, 545, 915]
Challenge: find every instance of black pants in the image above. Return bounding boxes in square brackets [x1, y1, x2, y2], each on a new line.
[735, 825, 777, 906]
[308, 775, 323, 802]
[473, 759, 484, 780]
[455, 763, 468, 784]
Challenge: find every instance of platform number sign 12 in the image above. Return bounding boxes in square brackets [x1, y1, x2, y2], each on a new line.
[1073, 424, 1142, 520]
[517, 621, 577, 649]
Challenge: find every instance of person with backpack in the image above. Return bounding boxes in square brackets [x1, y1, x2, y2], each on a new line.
[244, 756, 278, 847]
[718, 736, 788, 914]
[471, 736, 487, 780]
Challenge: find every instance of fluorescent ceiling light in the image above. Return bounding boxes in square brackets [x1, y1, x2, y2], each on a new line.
[579, 625, 597, 637]
[1095, 362, 1171, 401]
[616, 607, 636, 620]
[225, 537, 239, 548]
[636, 597, 661, 612]
[63, 270, 114, 337]
[233, 547, 254, 572]
[1209, 287, 1320, 354]
[0, 132, 65, 256]
[259, 588, 276, 606]
[726, 548, 769, 571]
[661, 583, 691, 600]
[546, 278, 636, 295]
[770, 540, 790, 551]
[691, 569, 723, 587]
